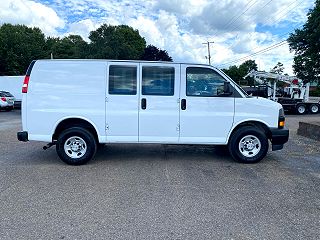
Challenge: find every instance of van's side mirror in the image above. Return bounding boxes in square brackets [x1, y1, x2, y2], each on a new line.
[220, 82, 233, 96]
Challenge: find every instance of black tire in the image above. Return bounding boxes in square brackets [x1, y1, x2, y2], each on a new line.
[228, 126, 269, 163]
[309, 104, 319, 114]
[296, 103, 306, 114]
[56, 127, 97, 165]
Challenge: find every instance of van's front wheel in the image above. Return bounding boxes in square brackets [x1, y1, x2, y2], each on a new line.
[228, 126, 268, 163]
[56, 127, 97, 165]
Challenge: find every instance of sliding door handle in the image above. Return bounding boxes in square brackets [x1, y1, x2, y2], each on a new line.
[181, 99, 186, 110]
[141, 98, 147, 110]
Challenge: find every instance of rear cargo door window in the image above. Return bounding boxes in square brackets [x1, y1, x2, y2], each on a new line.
[109, 65, 137, 95]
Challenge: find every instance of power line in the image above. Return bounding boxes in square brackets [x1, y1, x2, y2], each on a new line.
[222, 0, 275, 50]
[232, 22, 302, 57]
[263, 0, 304, 26]
[227, 0, 274, 33]
[218, 0, 306, 68]
[224, 0, 303, 50]
[220, 41, 287, 67]
[219, 21, 304, 68]
[219, 40, 288, 67]
[207, 0, 306, 67]
[221, 0, 260, 33]
[202, 0, 260, 63]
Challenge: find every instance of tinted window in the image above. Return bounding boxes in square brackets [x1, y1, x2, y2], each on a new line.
[142, 66, 174, 96]
[109, 66, 137, 95]
[187, 67, 227, 97]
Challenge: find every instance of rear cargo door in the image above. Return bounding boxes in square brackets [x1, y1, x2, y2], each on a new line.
[106, 62, 139, 142]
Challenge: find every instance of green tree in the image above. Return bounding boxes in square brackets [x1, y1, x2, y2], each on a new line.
[49, 35, 88, 59]
[222, 60, 257, 85]
[44, 36, 60, 58]
[222, 65, 242, 84]
[88, 24, 146, 60]
[141, 45, 173, 61]
[270, 62, 284, 74]
[239, 60, 258, 73]
[239, 60, 258, 85]
[0, 24, 46, 75]
[288, 0, 320, 85]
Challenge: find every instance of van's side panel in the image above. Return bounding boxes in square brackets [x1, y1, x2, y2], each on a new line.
[26, 60, 106, 142]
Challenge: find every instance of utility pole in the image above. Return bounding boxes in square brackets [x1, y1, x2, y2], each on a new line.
[203, 41, 214, 65]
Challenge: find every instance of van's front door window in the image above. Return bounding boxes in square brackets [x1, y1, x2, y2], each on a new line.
[186, 67, 226, 97]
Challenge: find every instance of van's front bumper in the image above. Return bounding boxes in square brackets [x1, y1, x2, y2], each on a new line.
[270, 127, 289, 151]
[17, 131, 28, 142]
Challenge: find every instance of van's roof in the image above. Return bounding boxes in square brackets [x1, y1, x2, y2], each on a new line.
[36, 59, 218, 69]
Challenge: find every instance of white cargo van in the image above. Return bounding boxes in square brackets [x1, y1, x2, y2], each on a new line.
[17, 60, 289, 165]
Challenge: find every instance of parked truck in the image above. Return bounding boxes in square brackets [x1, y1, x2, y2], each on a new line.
[243, 70, 320, 114]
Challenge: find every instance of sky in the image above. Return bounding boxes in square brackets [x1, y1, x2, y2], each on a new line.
[0, 0, 315, 74]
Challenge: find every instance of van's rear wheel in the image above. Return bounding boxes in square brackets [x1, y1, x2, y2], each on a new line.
[228, 126, 268, 163]
[56, 127, 97, 165]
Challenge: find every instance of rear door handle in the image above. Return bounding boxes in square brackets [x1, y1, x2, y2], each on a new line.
[181, 99, 186, 110]
[141, 98, 147, 110]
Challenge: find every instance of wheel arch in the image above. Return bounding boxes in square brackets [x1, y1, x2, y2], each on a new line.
[227, 120, 272, 144]
[52, 117, 100, 142]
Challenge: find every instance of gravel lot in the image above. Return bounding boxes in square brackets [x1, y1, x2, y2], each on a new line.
[0, 110, 319, 239]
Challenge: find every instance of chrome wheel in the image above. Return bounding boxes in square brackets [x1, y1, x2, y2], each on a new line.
[297, 105, 306, 114]
[310, 104, 319, 113]
[238, 135, 261, 158]
[64, 136, 87, 159]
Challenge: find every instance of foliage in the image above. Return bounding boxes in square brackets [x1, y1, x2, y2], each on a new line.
[222, 65, 242, 83]
[270, 62, 284, 74]
[0, 24, 46, 75]
[49, 35, 88, 59]
[222, 60, 257, 85]
[88, 24, 146, 60]
[0, 23, 172, 75]
[142, 45, 173, 61]
[288, 0, 320, 85]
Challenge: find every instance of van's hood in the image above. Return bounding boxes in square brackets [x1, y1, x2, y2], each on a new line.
[247, 96, 283, 110]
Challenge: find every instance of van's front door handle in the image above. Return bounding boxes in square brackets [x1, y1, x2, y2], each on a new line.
[181, 99, 186, 110]
[141, 98, 147, 110]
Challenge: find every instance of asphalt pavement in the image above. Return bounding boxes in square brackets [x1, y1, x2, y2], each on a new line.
[0, 110, 319, 239]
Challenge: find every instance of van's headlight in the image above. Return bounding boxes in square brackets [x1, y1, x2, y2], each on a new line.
[278, 108, 285, 129]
